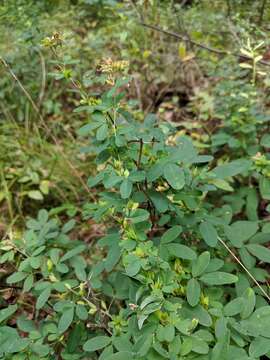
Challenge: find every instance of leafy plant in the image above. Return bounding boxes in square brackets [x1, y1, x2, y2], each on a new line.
[1, 1, 270, 359]
[1, 62, 270, 359]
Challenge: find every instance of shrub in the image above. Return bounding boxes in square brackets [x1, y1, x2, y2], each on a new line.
[1, 65, 270, 359]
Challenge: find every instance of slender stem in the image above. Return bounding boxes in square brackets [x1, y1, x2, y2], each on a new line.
[141, 23, 270, 67]
[66, 284, 112, 320]
[137, 138, 143, 169]
[218, 236, 270, 302]
[107, 111, 115, 127]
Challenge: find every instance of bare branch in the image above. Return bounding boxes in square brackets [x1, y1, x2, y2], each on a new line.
[141, 22, 270, 67]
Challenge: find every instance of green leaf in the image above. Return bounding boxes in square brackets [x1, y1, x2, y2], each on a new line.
[164, 325, 175, 342]
[107, 352, 134, 360]
[0, 305, 17, 323]
[212, 159, 251, 179]
[259, 176, 270, 200]
[134, 334, 152, 357]
[240, 288, 255, 319]
[113, 335, 133, 352]
[76, 304, 88, 320]
[192, 251, 210, 277]
[147, 161, 166, 182]
[199, 221, 218, 247]
[168, 335, 182, 355]
[96, 123, 108, 141]
[187, 279, 200, 307]
[249, 336, 270, 357]
[0, 327, 30, 353]
[77, 121, 102, 136]
[49, 248, 61, 265]
[36, 287, 51, 310]
[126, 259, 141, 277]
[152, 342, 170, 358]
[225, 221, 258, 248]
[211, 335, 229, 360]
[166, 243, 197, 260]
[120, 179, 133, 199]
[83, 336, 111, 352]
[17, 316, 36, 333]
[191, 336, 209, 354]
[148, 190, 169, 213]
[140, 294, 162, 310]
[215, 317, 228, 340]
[58, 307, 74, 333]
[161, 225, 182, 244]
[163, 163, 185, 190]
[60, 244, 86, 262]
[30, 256, 41, 269]
[200, 272, 238, 285]
[32, 343, 50, 356]
[27, 190, 44, 200]
[23, 274, 34, 292]
[157, 324, 175, 342]
[62, 219, 76, 233]
[6, 272, 28, 284]
[180, 337, 193, 356]
[240, 306, 270, 338]
[261, 134, 270, 147]
[246, 188, 258, 221]
[38, 209, 48, 223]
[223, 297, 243, 317]
[171, 135, 197, 164]
[246, 244, 270, 263]
[180, 305, 212, 327]
[129, 209, 149, 224]
[103, 173, 123, 189]
[210, 178, 233, 192]
[88, 172, 104, 188]
[129, 170, 145, 182]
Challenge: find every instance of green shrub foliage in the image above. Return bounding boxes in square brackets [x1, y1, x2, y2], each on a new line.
[1, 69, 270, 359]
[1, 1, 270, 359]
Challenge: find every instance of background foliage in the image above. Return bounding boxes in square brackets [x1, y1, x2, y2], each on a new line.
[1, 0, 270, 359]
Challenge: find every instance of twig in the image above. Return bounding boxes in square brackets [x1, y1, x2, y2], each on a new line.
[0, 57, 42, 118]
[106, 111, 115, 127]
[218, 236, 270, 303]
[141, 22, 270, 67]
[137, 138, 143, 169]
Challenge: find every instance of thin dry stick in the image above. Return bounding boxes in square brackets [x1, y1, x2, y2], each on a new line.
[141, 22, 270, 67]
[218, 236, 270, 303]
[0, 57, 94, 200]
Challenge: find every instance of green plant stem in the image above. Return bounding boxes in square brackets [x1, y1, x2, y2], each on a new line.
[137, 138, 143, 169]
